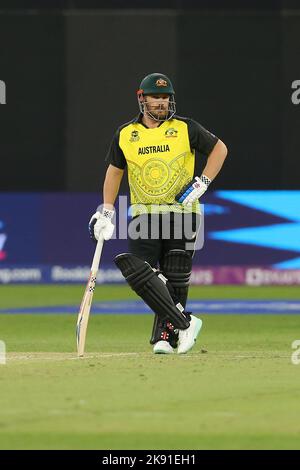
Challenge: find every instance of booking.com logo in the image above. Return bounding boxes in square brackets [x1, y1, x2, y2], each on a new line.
[0, 219, 7, 261]
[0, 80, 6, 104]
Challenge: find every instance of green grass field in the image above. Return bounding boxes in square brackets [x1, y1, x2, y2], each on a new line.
[0, 285, 300, 450]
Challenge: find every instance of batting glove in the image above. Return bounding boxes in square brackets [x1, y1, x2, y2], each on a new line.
[89, 208, 115, 242]
[175, 174, 211, 206]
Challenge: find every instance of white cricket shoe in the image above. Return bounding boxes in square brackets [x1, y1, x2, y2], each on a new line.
[153, 340, 175, 354]
[177, 315, 202, 354]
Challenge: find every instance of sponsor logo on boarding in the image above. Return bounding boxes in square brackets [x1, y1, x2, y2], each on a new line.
[0, 220, 7, 261]
[165, 128, 178, 138]
[156, 78, 168, 87]
[130, 130, 140, 142]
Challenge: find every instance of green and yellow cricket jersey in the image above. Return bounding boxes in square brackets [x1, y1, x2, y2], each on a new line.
[106, 114, 218, 217]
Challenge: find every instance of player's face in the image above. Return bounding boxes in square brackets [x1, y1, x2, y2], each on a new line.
[144, 94, 170, 120]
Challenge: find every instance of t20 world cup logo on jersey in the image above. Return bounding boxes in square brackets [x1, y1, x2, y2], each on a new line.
[130, 130, 140, 142]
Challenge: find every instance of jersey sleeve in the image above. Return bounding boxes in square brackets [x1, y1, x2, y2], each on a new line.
[187, 119, 218, 156]
[105, 129, 127, 169]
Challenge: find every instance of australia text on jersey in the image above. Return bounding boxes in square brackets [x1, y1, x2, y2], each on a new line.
[138, 145, 170, 155]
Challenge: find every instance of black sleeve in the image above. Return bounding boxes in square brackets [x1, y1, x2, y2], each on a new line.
[187, 119, 218, 156]
[105, 129, 127, 169]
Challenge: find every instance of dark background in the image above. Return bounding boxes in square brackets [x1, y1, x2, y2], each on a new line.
[1, 1, 300, 193]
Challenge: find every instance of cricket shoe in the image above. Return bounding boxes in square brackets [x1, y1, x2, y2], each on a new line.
[177, 315, 202, 354]
[153, 340, 175, 354]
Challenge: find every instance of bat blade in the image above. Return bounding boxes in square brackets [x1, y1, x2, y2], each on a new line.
[76, 236, 104, 357]
[76, 272, 97, 357]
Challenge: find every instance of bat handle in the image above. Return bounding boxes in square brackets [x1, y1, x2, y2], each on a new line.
[91, 235, 104, 273]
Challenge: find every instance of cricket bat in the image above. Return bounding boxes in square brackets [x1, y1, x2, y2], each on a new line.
[76, 235, 104, 357]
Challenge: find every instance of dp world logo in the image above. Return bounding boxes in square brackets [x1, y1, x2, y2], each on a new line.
[0, 220, 7, 261]
[0, 80, 6, 104]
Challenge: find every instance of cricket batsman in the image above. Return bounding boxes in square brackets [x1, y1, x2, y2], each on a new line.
[89, 73, 228, 354]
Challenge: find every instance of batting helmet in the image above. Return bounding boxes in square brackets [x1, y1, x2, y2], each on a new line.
[137, 73, 176, 121]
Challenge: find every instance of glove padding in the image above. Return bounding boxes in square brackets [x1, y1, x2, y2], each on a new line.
[175, 174, 211, 206]
[89, 209, 115, 241]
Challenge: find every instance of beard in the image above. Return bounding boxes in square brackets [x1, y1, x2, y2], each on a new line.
[147, 107, 168, 120]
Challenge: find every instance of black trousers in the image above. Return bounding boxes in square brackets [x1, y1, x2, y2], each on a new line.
[128, 212, 200, 267]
